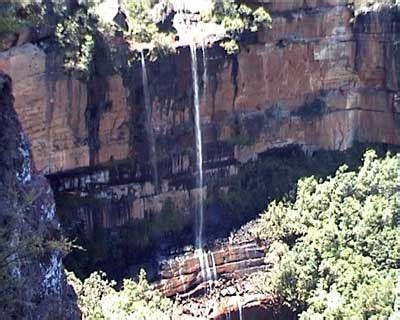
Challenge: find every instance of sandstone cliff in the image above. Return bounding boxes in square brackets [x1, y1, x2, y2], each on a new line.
[0, 0, 399, 278]
[0, 72, 79, 318]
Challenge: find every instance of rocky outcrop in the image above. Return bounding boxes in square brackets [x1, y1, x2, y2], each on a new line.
[0, 72, 79, 319]
[154, 222, 282, 319]
[0, 0, 399, 274]
[156, 240, 267, 297]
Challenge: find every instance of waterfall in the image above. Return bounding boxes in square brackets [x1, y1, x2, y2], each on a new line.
[210, 251, 217, 280]
[190, 40, 218, 284]
[238, 298, 243, 320]
[203, 251, 212, 281]
[197, 250, 207, 281]
[190, 42, 204, 250]
[197, 250, 217, 283]
[140, 50, 159, 193]
[190, 42, 217, 281]
[201, 40, 208, 98]
[190, 41, 211, 282]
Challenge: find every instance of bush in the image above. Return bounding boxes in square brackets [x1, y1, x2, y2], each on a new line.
[122, 0, 176, 60]
[220, 39, 240, 55]
[211, 0, 272, 54]
[0, 2, 43, 50]
[255, 150, 399, 318]
[123, 0, 157, 43]
[67, 269, 172, 320]
[55, 8, 96, 77]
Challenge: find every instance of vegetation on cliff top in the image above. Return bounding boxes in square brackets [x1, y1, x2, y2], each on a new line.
[122, 0, 271, 56]
[254, 150, 399, 318]
[211, 0, 271, 54]
[1, 0, 272, 70]
[55, 7, 96, 77]
[0, 1, 43, 50]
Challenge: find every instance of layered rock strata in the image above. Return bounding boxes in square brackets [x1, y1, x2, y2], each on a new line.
[0, 72, 79, 319]
[156, 240, 267, 297]
[155, 222, 277, 319]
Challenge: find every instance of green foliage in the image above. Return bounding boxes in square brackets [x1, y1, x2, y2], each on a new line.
[211, 0, 272, 54]
[67, 269, 172, 320]
[255, 150, 399, 318]
[55, 8, 96, 76]
[220, 39, 240, 55]
[122, 0, 175, 60]
[253, 7, 272, 28]
[0, 188, 72, 317]
[67, 270, 115, 319]
[124, 0, 158, 43]
[0, 1, 43, 50]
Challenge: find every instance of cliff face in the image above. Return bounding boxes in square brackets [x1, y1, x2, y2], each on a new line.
[0, 1, 399, 268]
[0, 72, 79, 319]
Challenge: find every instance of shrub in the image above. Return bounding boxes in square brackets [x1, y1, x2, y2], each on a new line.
[67, 269, 172, 320]
[211, 0, 272, 54]
[122, 0, 176, 60]
[253, 7, 272, 29]
[123, 0, 157, 43]
[0, 2, 43, 50]
[255, 150, 399, 318]
[55, 8, 97, 77]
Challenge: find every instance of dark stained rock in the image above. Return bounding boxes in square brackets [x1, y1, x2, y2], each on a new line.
[0, 72, 80, 319]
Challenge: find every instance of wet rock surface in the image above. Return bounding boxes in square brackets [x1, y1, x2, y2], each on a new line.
[150, 222, 276, 318]
[155, 221, 267, 297]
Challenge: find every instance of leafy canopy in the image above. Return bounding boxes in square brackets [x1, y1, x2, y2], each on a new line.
[256, 150, 399, 318]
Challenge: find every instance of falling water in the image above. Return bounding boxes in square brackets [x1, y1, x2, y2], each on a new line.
[190, 40, 211, 282]
[210, 251, 217, 280]
[190, 42, 204, 249]
[140, 50, 159, 193]
[201, 40, 208, 98]
[238, 298, 243, 320]
[204, 251, 212, 281]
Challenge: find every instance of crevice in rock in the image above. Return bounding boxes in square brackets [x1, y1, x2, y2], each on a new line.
[231, 54, 239, 110]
